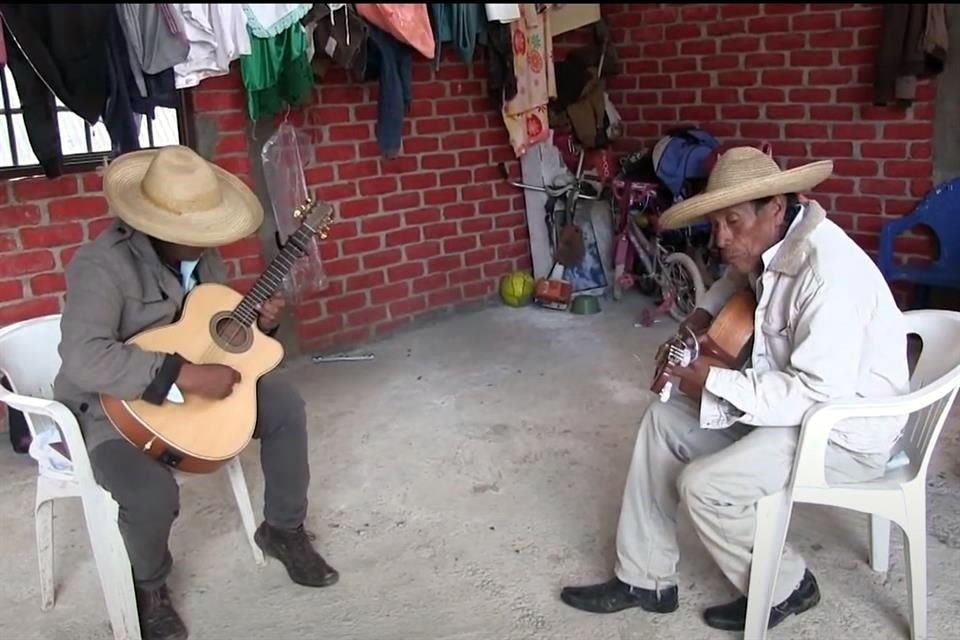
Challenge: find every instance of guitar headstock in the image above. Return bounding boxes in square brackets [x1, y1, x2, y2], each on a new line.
[292, 195, 336, 240]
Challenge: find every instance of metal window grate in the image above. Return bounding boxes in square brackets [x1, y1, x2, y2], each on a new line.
[0, 65, 185, 176]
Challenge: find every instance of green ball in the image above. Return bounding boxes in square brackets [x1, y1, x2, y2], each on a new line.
[499, 271, 535, 307]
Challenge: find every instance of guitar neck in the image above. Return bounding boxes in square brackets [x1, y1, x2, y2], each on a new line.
[231, 224, 314, 326]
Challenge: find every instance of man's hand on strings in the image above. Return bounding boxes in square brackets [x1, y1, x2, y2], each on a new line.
[256, 292, 286, 332]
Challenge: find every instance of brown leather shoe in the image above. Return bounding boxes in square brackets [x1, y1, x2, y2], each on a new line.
[135, 584, 188, 640]
[254, 522, 339, 588]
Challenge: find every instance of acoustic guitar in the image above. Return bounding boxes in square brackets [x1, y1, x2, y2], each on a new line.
[100, 197, 335, 473]
[650, 288, 756, 402]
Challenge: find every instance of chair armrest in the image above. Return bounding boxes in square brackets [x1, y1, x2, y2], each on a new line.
[790, 381, 959, 488]
[0, 388, 95, 482]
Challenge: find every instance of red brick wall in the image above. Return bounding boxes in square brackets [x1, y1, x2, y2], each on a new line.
[601, 3, 936, 262]
[194, 58, 532, 351]
[0, 3, 937, 344]
[0, 39, 535, 349]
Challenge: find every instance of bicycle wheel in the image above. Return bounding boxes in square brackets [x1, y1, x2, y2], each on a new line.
[663, 252, 705, 323]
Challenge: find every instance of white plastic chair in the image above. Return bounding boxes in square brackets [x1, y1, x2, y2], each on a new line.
[0, 314, 265, 640]
[744, 308, 960, 640]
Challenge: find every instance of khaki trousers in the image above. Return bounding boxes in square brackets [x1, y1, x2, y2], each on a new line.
[614, 396, 889, 604]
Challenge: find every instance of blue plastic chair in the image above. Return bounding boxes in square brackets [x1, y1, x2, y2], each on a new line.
[878, 178, 960, 308]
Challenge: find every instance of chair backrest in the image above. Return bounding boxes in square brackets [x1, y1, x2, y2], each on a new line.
[900, 177, 960, 267]
[898, 309, 960, 473]
[0, 314, 63, 438]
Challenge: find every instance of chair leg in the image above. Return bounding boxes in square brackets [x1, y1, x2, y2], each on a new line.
[903, 498, 928, 640]
[743, 492, 795, 640]
[83, 490, 142, 640]
[34, 491, 55, 611]
[225, 458, 265, 567]
[869, 514, 891, 573]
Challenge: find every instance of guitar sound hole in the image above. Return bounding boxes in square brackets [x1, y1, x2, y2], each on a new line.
[211, 314, 252, 352]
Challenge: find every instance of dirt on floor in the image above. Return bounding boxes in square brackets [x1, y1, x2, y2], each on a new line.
[1, 294, 959, 640]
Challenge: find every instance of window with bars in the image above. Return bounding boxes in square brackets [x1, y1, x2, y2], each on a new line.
[0, 65, 193, 179]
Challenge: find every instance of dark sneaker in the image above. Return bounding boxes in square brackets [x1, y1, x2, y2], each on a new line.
[254, 522, 340, 588]
[134, 584, 188, 640]
[560, 577, 679, 614]
[703, 569, 821, 631]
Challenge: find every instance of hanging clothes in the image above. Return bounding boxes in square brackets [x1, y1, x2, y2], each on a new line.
[242, 3, 312, 38]
[502, 4, 556, 157]
[874, 3, 948, 106]
[173, 3, 251, 89]
[302, 3, 368, 82]
[0, 3, 113, 178]
[115, 3, 181, 120]
[356, 3, 435, 59]
[550, 41, 618, 149]
[364, 24, 412, 158]
[116, 4, 189, 98]
[485, 4, 521, 23]
[240, 21, 314, 121]
[429, 3, 485, 67]
[104, 10, 142, 156]
[485, 21, 517, 109]
[0, 19, 6, 67]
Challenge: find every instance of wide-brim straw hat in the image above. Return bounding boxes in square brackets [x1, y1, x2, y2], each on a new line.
[658, 146, 834, 230]
[104, 145, 264, 247]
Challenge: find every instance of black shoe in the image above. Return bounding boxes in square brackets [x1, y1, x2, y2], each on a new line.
[703, 569, 821, 631]
[254, 522, 340, 588]
[134, 584, 188, 640]
[560, 577, 679, 614]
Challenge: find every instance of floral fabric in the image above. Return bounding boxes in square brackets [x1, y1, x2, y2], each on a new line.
[502, 4, 555, 157]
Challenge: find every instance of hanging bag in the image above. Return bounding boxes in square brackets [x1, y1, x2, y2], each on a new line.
[651, 127, 720, 201]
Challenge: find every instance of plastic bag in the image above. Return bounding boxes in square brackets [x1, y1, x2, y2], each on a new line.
[260, 122, 328, 303]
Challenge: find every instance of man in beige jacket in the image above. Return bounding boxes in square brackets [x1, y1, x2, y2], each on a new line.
[560, 147, 910, 632]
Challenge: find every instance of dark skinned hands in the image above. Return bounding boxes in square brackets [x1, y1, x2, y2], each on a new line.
[670, 356, 725, 399]
[654, 308, 713, 365]
[256, 292, 286, 332]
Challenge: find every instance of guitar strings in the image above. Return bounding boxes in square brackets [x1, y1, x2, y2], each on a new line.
[192, 203, 330, 366]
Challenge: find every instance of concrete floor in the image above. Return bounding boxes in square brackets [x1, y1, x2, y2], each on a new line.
[2, 293, 960, 640]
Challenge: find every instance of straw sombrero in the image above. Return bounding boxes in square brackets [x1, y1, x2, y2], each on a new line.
[657, 146, 834, 230]
[103, 145, 264, 248]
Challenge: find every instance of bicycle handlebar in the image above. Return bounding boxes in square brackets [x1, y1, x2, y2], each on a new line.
[497, 162, 603, 200]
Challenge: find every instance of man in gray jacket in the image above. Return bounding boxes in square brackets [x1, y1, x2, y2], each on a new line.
[560, 146, 910, 632]
[54, 145, 338, 640]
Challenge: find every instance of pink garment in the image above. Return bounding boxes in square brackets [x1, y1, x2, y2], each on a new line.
[355, 3, 435, 59]
[0, 19, 6, 67]
[502, 4, 556, 157]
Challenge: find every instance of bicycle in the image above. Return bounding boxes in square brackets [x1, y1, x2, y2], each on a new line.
[610, 177, 705, 323]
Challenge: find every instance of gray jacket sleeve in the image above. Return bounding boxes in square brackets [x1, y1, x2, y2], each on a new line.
[58, 253, 180, 402]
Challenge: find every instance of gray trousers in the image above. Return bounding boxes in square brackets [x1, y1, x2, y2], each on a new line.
[615, 396, 889, 604]
[90, 376, 310, 590]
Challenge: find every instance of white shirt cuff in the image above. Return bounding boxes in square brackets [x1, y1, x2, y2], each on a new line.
[699, 368, 745, 429]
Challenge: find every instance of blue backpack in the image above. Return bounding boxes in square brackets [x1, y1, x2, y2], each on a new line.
[652, 128, 720, 201]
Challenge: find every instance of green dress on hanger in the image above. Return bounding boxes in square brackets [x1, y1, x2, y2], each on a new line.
[240, 22, 314, 121]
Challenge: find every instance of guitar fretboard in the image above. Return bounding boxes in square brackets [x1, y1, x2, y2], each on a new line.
[231, 224, 314, 326]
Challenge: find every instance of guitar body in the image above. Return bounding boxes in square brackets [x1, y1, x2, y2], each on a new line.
[100, 282, 285, 473]
[651, 288, 756, 401]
